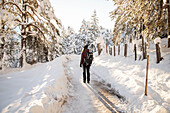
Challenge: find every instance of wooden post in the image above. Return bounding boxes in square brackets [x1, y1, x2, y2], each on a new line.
[124, 44, 127, 57]
[134, 44, 137, 61]
[145, 55, 149, 96]
[106, 44, 108, 54]
[109, 46, 110, 55]
[130, 35, 132, 43]
[109, 46, 111, 55]
[156, 43, 161, 63]
[97, 44, 102, 55]
[97, 44, 100, 55]
[114, 45, 116, 56]
[118, 45, 120, 55]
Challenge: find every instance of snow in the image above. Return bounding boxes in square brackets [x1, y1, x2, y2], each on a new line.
[0, 39, 170, 113]
[92, 38, 170, 112]
[154, 37, 161, 44]
[0, 56, 69, 113]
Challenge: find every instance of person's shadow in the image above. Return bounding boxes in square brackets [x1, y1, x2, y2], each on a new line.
[86, 83, 124, 113]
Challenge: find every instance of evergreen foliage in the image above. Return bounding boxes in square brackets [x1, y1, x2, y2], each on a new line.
[0, 0, 62, 69]
[110, 0, 167, 45]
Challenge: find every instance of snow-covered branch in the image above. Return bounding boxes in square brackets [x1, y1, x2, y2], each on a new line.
[4, 1, 23, 14]
[25, 11, 35, 21]
[26, 23, 46, 41]
[8, 10, 22, 19]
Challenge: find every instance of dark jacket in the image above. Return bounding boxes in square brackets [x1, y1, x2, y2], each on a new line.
[80, 48, 89, 65]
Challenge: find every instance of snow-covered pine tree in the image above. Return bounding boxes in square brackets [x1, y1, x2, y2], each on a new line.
[37, 0, 62, 60]
[0, 0, 62, 69]
[78, 12, 112, 53]
[110, 0, 167, 57]
[62, 26, 76, 54]
[79, 19, 90, 49]
[88, 10, 100, 52]
[0, 0, 22, 69]
[99, 26, 113, 46]
[111, 0, 167, 42]
[74, 33, 84, 55]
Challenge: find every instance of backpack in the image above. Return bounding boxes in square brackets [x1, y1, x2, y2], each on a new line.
[84, 51, 93, 66]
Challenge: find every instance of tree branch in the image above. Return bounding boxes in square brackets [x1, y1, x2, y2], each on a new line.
[26, 23, 46, 42]
[25, 11, 35, 21]
[4, 1, 23, 14]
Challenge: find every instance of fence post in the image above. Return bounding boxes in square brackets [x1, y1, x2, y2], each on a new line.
[134, 44, 137, 61]
[109, 46, 111, 55]
[124, 44, 127, 57]
[106, 44, 108, 54]
[97, 43, 102, 55]
[109, 46, 110, 55]
[145, 55, 149, 96]
[156, 43, 161, 63]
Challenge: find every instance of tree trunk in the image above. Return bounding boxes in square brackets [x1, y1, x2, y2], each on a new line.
[134, 44, 137, 61]
[114, 45, 116, 56]
[0, 0, 5, 70]
[168, 38, 170, 47]
[156, 43, 161, 63]
[20, 0, 27, 67]
[0, 44, 4, 70]
[167, 0, 170, 47]
[118, 45, 120, 55]
[124, 44, 127, 57]
[130, 35, 132, 43]
[159, 0, 163, 20]
[142, 35, 146, 59]
[145, 42, 147, 57]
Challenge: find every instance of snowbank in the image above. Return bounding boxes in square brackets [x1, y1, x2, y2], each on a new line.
[0, 38, 169, 113]
[92, 38, 170, 113]
[0, 56, 70, 113]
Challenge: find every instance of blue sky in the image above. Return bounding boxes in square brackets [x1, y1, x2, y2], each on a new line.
[50, 0, 115, 32]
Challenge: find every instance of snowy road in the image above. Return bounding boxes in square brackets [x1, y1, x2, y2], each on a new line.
[61, 56, 125, 113]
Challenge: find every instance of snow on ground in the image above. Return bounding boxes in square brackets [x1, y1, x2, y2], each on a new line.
[0, 56, 70, 113]
[61, 55, 125, 113]
[0, 39, 170, 113]
[92, 38, 170, 113]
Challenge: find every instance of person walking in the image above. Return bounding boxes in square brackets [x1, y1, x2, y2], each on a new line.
[80, 45, 93, 83]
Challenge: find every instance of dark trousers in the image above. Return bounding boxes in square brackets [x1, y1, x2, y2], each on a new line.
[83, 65, 90, 82]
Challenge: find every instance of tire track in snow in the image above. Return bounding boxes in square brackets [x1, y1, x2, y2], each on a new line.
[61, 56, 125, 113]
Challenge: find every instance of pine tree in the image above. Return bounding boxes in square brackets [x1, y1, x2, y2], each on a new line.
[0, 0, 62, 69]
[110, 0, 167, 42]
[110, 0, 168, 59]
[62, 26, 76, 54]
[89, 10, 100, 52]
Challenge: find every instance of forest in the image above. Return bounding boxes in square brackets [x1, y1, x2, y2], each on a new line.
[0, 0, 170, 69]
[0, 0, 170, 113]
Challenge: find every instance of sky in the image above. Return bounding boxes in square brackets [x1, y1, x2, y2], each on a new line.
[50, 0, 115, 33]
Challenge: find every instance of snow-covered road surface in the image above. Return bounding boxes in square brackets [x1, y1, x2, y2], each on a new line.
[61, 56, 125, 113]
